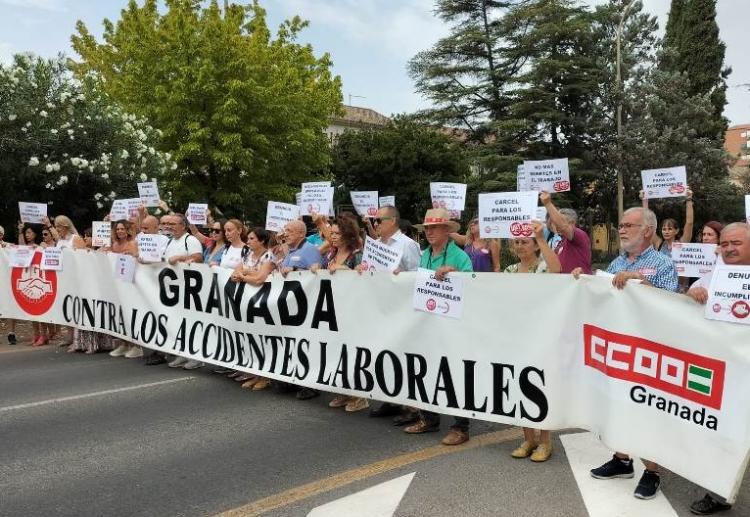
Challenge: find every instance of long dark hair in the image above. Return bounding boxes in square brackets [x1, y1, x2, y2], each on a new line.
[335, 212, 362, 251]
[22, 223, 43, 245]
[250, 227, 271, 248]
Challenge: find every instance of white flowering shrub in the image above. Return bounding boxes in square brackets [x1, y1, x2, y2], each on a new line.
[0, 54, 176, 227]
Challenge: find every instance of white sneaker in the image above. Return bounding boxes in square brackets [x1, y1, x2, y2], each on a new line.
[168, 356, 189, 368]
[183, 360, 203, 370]
[109, 344, 129, 357]
[125, 346, 143, 358]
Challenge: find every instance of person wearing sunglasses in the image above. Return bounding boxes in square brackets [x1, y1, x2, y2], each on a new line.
[365, 206, 421, 273]
[572, 207, 677, 501]
[203, 220, 227, 265]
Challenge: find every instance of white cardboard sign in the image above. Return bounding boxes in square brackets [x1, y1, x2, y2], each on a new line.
[705, 265, 750, 325]
[187, 203, 208, 226]
[18, 202, 47, 224]
[523, 158, 570, 193]
[413, 268, 465, 320]
[113, 254, 137, 283]
[110, 198, 141, 221]
[430, 182, 467, 211]
[361, 236, 403, 272]
[300, 181, 333, 216]
[8, 246, 35, 268]
[379, 196, 395, 208]
[517, 164, 530, 192]
[92, 221, 111, 248]
[136, 233, 169, 263]
[672, 243, 717, 278]
[478, 191, 538, 239]
[745, 195, 750, 224]
[266, 201, 301, 232]
[350, 191, 379, 217]
[137, 181, 160, 207]
[641, 166, 687, 199]
[41, 247, 63, 271]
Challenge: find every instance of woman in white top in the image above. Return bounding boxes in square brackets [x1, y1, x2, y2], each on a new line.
[231, 227, 276, 391]
[218, 219, 248, 269]
[49, 215, 85, 250]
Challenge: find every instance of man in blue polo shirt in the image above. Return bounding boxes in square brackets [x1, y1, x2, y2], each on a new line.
[574, 206, 677, 500]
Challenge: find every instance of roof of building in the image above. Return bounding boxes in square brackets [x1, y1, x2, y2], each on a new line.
[330, 105, 391, 128]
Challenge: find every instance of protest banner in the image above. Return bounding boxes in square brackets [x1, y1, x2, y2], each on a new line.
[361, 236, 403, 272]
[41, 247, 63, 271]
[2, 251, 749, 501]
[350, 191, 379, 217]
[672, 243, 717, 278]
[187, 203, 208, 225]
[137, 181, 160, 207]
[379, 196, 395, 208]
[300, 181, 333, 216]
[641, 166, 687, 199]
[478, 191, 538, 239]
[413, 268, 465, 319]
[517, 164, 530, 192]
[523, 159, 570, 192]
[705, 265, 750, 325]
[266, 201, 301, 232]
[18, 202, 47, 224]
[430, 182, 467, 211]
[136, 234, 169, 263]
[92, 221, 111, 248]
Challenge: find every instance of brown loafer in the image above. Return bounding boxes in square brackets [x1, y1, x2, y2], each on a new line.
[252, 378, 271, 390]
[441, 430, 469, 446]
[404, 419, 440, 434]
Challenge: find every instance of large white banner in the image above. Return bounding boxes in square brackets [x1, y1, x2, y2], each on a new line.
[2, 249, 750, 501]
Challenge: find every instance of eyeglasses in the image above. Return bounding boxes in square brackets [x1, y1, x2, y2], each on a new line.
[618, 223, 643, 230]
[374, 217, 394, 225]
[210, 228, 222, 234]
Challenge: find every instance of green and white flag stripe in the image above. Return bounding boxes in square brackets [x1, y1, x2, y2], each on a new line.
[687, 364, 713, 395]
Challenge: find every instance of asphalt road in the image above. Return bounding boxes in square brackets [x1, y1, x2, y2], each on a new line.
[1, 343, 748, 517]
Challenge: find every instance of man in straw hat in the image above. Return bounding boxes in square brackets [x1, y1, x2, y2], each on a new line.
[404, 208, 474, 446]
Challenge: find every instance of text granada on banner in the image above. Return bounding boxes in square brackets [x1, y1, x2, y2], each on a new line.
[2, 249, 750, 501]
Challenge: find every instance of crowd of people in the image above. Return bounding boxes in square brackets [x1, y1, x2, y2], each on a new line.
[2, 186, 748, 516]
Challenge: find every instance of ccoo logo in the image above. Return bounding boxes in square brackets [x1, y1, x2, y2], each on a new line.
[11, 250, 57, 316]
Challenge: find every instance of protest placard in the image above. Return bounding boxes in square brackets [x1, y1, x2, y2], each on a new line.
[8, 246, 35, 268]
[110, 198, 141, 220]
[379, 196, 395, 208]
[478, 191, 538, 239]
[672, 243, 717, 278]
[266, 201, 301, 232]
[745, 195, 750, 223]
[705, 265, 750, 325]
[300, 181, 333, 216]
[361, 236, 403, 272]
[350, 191, 379, 217]
[136, 234, 169, 263]
[186, 203, 208, 225]
[295, 192, 302, 208]
[523, 158, 570, 192]
[18, 202, 47, 224]
[92, 221, 112, 248]
[137, 181, 160, 207]
[41, 247, 63, 271]
[517, 164, 530, 191]
[413, 268, 465, 320]
[430, 182, 467, 211]
[113, 254, 137, 283]
[641, 166, 687, 199]
[536, 206, 548, 221]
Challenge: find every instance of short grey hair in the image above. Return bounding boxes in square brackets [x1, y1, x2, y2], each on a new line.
[559, 208, 578, 226]
[624, 207, 657, 230]
[381, 205, 400, 221]
[721, 222, 750, 239]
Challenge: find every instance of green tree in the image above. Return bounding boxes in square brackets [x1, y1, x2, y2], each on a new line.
[0, 54, 175, 235]
[660, 0, 729, 137]
[331, 118, 469, 224]
[71, 0, 342, 221]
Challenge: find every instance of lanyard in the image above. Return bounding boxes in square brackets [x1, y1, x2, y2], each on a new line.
[426, 244, 449, 270]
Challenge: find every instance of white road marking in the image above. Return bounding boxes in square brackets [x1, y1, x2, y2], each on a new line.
[0, 377, 195, 413]
[561, 432, 679, 517]
[307, 472, 415, 517]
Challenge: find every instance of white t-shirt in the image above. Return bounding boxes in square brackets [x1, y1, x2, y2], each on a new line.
[164, 233, 202, 260]
[220, 245, 245, 269]
[56, 234, 76, 249]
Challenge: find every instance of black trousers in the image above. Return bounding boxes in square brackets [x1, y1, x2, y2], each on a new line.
[419, 410, 469, 432]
